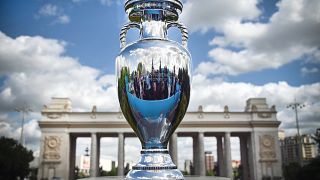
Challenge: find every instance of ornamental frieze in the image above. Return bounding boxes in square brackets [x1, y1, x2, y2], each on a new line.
[47, 113, 62, 119]
[44, 136, 61, 162]
[259, 134, 277, 162]
[257, 112, 272, 118]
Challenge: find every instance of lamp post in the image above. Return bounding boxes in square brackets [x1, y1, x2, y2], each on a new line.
[287, 100, 305, 166]
[15, 104, 32, 146]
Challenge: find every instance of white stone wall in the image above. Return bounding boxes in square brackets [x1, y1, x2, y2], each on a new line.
[38, 97, 283, 180]
[38, 132, 70, 180]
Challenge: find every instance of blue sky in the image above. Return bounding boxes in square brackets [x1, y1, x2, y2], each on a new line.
[0, 0, 319, 169]
[1, 0, 319, 85]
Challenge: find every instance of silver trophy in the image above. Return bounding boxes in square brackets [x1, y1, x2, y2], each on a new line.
[116, 0, 191, 179]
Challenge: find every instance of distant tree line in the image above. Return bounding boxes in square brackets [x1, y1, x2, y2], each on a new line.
[283, 156, 320, 180]
[0, 136, 34, 180]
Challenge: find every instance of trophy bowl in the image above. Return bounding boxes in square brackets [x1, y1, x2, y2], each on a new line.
[116, 1, 191, 179]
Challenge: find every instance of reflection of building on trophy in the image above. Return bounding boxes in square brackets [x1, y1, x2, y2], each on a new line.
[116, 0, 192, 179]
[128, 60, 181, 100]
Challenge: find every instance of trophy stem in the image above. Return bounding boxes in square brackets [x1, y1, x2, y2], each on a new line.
[126, 149, 184, 179]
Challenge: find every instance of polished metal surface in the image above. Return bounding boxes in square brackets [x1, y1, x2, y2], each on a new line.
[82, 176, 231, 180]
[117, 37, 191, 149]
[125, 0, 183, 22]
[116, 0, 190, 179]
[126, 150, 184, 179]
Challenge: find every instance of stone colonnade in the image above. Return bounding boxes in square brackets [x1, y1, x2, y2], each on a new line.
[66, 131, 253, 180]
[38, 97, 283, 180]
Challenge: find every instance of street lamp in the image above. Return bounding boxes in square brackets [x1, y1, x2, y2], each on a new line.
[287, 100, 305, 166]
[15, 104, 32, 146]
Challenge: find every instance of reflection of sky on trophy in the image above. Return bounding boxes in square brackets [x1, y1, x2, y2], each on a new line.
[115, 55, 127, 77]
[116, 45, 190, 78]
[142, 21, 166, 38]
[128, 47, 189, 73]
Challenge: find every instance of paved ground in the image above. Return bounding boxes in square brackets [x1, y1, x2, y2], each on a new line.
[82, 176, 230, 180]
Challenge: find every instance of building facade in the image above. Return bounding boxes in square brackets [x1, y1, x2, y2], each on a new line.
[37, 97, 283, 180]
[75, 155, 91, 176]
[184, 160, 192, 175]
[205, 151, 215, 173]
[280, 134, 318, 165]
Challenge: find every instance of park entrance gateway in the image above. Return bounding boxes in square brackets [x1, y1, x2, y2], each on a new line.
[38, 97, 283, 180]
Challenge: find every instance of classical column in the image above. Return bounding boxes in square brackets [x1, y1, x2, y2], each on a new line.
[69, 135, 77, 180]
[198, 132, 206, 176]
[90, 133, 98, 177]
[240, 135, 249, 180]
[193, 135, 199, 175]
[117, 133, 124, 176]
[248, 132, 257, 180]
[224, 132, 233, 179]
[169, 132, 178, 165]
[217, 135, 224, 176]
[97, 136, 101, 176]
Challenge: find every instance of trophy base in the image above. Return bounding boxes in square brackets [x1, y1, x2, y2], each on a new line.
[126, 149, 184, 180]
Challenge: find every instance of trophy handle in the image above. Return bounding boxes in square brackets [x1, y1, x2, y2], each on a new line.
[120, 22, 141, 49]
[167, 22, 188, 48]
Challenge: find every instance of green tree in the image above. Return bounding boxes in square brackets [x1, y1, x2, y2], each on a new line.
[0, 136, 34, 180]
[106, 166, 118, 176]
[137, 62, 143, 75]
[297, 156, 320, 180]
[206, 170, 214, 176]
[181, 171, 189, 175]
[283, 162, 301, 180]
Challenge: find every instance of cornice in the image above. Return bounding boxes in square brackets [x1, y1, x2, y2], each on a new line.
[38, 120, 281, 129]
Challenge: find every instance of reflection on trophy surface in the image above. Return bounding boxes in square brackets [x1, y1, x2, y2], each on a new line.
[116, 0, 191, 179]
[117, 48, 190, 149]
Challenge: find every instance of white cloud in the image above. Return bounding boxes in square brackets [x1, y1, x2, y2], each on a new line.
[72, 0, 123, 6]
[100, 0, 113, 6]
[37, 4, 71, 25]
[190, 74, 320, 137]
[18, 119, 41, 146]
[57, 15, 70, 24]
[0, 31, 118, 112]
[124, 138, 140, 163]
[301, 67, 319, 76]
[39, 4, 58, 16]
[101, 138, 120, 162]
[1, 30, 319, 169]
[0, 119, 41, 152]
[178, 137, 193, 169]
[0, 30, 119, 158]
[180, 0, 260, 33]
[0, 122, 15, 138]
[185, 0, 320, 75]
[72, 0, 88, 3]
[100, 0, 123, 6]
[76, 138, 91, 156]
